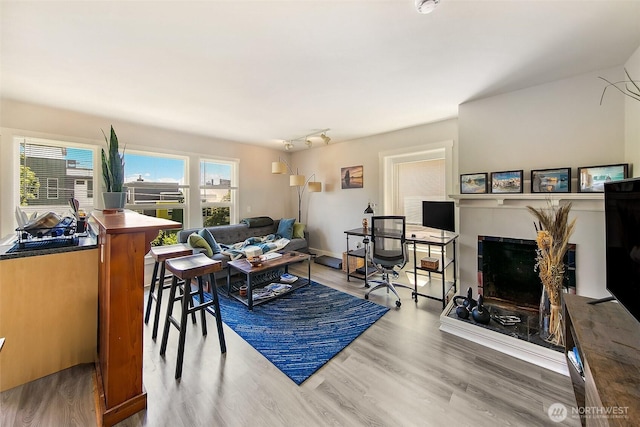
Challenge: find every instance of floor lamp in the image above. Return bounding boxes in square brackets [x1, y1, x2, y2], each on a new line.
[272, 158, 322, 222]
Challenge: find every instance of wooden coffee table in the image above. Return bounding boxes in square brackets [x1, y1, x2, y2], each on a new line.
[226, 251, 311, 310]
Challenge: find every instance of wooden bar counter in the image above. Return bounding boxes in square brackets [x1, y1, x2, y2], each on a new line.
[91, 210, 181, 427]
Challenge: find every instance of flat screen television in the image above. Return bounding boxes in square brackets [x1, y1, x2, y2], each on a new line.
[422, 201, 455, 235]
[604, 177, 640, 323]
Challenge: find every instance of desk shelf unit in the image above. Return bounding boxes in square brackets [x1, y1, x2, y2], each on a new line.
[410, 232, 458, 309]
[344, 229, 377, 285]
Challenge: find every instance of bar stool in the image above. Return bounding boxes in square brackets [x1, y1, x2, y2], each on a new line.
[160, 253, 226, 379]
[144, 243, 193, 340]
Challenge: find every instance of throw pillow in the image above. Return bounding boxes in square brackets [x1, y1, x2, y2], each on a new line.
[198, 228, 221, 254]
[293, 222, 305, 239]
[188, 232, 213, 257]
[276, 218, 296, 240]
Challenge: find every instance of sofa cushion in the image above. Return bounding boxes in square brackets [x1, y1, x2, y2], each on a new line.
[276, 218, 296, 240]
[199, 228, 221, 254]
[188, 232, 213, 257]
[293, 222, 305, 239]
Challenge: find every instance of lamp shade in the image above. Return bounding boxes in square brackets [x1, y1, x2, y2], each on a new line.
[272, 161, 287, 174]
[290, 174, 306, 186]
[308, 181, 322, 192]
[364, 203, 374, 214]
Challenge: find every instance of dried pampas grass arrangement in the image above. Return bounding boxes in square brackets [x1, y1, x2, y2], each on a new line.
[527, 201, 576, 346]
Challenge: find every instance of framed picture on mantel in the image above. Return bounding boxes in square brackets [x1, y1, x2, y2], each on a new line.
[578, 163, 629, 192]
[531, 167, 571, 193]
[460, 173, 488, 194]
[490, 170, 523, 194]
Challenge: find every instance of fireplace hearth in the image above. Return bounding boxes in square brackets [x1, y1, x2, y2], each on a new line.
[439, 235, 576, 375]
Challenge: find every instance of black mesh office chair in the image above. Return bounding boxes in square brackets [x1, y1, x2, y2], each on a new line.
[364, 216, 412, 307]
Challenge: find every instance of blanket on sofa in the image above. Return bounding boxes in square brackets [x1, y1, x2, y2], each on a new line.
[220, 234, 290, 260]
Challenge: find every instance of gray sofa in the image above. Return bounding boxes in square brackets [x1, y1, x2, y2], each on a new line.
[177, 217, 309, 269]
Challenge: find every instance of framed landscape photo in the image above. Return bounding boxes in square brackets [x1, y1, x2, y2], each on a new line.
[341, 165, 363, 189]
[531, 167, 571, 193]
[578, 163, 628, 192]
[490, 170, 523, 194]
[460, 173, 488, 194]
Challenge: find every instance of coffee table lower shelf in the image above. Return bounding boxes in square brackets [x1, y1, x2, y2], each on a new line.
[228, 278, 310, 307]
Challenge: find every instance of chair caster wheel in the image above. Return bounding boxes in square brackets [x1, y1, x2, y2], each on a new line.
[396, 300, 401, 307]
[364, 294, 369, 300]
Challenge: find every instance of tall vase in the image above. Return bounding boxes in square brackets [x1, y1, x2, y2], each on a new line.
[539, 285, 564, 346]
[539, 286, 551, 341]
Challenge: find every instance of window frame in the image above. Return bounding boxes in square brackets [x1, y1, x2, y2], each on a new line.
[199, 157, 239, 226]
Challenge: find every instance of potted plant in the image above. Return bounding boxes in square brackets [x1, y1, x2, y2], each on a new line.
[101, 125, 126, 209]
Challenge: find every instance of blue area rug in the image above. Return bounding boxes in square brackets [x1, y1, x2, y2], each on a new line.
[202, 280, 389, 385]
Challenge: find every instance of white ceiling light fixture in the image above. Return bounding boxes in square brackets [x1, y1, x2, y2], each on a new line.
[415, 0, 439, 14]
[320, 133, 331, 145]
[283, 141, 294, 151]
[305, 139, 313, 148]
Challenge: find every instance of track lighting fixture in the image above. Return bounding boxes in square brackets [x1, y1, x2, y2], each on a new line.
[277, 129, 331, 151]
[415, 0, 439, 14]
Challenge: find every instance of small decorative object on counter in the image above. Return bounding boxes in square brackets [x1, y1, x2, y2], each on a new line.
[362, 218, 368, 231]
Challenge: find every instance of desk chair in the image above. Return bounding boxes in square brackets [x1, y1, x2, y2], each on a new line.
[364, 216, 412, 307]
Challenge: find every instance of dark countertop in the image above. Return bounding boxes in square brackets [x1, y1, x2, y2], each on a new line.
[0, 224, 98, 261]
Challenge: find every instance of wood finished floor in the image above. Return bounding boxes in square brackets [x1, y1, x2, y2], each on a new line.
[1, 262, 581, 427]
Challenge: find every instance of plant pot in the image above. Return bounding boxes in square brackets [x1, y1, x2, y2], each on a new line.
[102, 192, 126, 210]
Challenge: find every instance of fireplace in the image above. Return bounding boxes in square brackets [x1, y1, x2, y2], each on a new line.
[477, 235, 576, 311]
[440, 235, 577, 375]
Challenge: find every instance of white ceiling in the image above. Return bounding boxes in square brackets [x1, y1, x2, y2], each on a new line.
[2, 1, 640, 151]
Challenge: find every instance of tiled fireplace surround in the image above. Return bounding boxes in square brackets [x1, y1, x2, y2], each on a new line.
[439, 194, 606, 375]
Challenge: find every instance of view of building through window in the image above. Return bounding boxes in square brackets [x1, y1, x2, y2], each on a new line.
[124, 152, 187, 244]
[200, 159, 235, 226]
[18, 138, 94, 216]
[17, 138, 238, 244]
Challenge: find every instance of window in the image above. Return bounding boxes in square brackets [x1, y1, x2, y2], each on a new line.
[47, 178, 59, 199]
[18, 137, 95, 216]
[124, 151, 188, 241]
[200, 159, 237, 226]
[397, 158, 446, 224]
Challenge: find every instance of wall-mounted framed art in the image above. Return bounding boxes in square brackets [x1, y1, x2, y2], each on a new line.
[490, 170, 523, 194]
[578, 163, 629, 192]
[341, 165, 363, 189]
[460, 172, 488, 194]
[531, 167, 571, 193]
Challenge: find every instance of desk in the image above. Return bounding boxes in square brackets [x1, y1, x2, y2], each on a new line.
[344, 226, 458, 308]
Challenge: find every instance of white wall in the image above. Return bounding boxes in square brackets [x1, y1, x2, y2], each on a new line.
[625, 45, 640, 176]
[457, 67, 627, 298]
[290, 119, 458, 257]
[0, 99, 294, 236]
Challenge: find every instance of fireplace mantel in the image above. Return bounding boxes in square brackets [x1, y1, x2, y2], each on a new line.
[450, 193, 603, 210]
